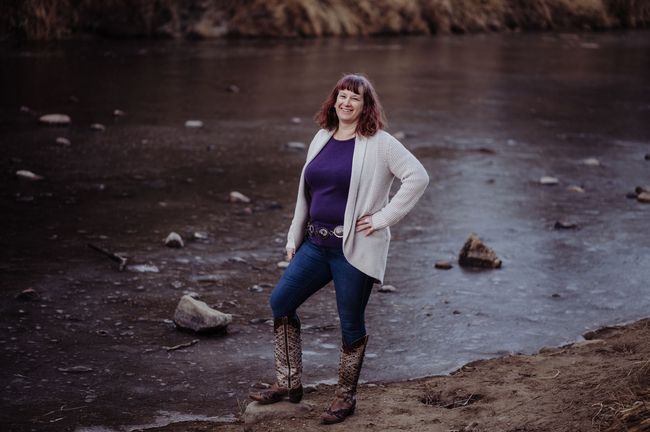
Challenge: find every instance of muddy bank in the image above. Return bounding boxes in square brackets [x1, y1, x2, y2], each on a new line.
[2, 0, 650, 40]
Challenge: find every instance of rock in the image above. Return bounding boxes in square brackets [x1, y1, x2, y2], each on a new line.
[378, 284, 396, 293]
[249, 285, 264, 293]
[581, 157, 600, 166]
[539, 176, 559, 185]
[286, 141, 307, 151]
[635, 186, 650, 195]
[434, 260, 453, 270]
[90, 123, 105, 131]
[229, 191, 251, 203]
[637, 192, 650, 204]
[185, 120, 203, 128]
[113, 109, 126, 117]
[243, 401, 313, 431]
[173, 295, 232, 333]
[126, 264, 159, 273]
[554, 220, 578, 230]
[58, 366, 93, 373]
[567, 185, 585, 193]
[192, 232, 208, 240]
[16, 288, 39, 301]
[226, 84, 240, 93]
[277, 261, 290, 269]
[39, 113, 71, 125]
[290, 117, 301, 124]
[16, 170, 43, 181]
[551, 293, 561, 298]
[164, 232, 184, 248]
[458, 233, 502, 269]
[55, 137, 71, 146]
[393, 131, 406, 140]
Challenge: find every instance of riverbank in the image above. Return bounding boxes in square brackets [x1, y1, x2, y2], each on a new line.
[151, 317, 650, 431]
[2, 0, 649, 40]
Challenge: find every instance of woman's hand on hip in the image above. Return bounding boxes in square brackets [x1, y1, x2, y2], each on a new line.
[286, 248, 295, 261]
[355, 214, 376, 236]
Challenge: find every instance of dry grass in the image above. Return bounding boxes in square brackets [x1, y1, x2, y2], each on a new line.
[1, 0, 649, 40]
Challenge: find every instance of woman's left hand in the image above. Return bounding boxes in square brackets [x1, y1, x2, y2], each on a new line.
[355, 214, 376, 236]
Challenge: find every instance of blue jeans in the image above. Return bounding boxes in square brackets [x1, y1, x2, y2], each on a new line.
[270, 238, 375, 345]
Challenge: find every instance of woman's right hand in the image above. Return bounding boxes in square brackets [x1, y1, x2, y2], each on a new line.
[286, 248, 295, 261]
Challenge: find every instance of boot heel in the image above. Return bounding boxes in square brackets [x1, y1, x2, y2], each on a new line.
[289, 386, 304, 403]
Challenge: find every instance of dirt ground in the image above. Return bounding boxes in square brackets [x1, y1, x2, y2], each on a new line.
[152, 318, 650, 432]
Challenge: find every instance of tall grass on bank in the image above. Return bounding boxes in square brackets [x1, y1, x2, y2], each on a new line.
[1, 0, 649, 40]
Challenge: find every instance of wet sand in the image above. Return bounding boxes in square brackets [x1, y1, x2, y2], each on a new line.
[1, 32, 649, 431]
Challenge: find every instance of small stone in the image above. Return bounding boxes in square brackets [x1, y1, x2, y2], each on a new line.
[170, 281, 183, 289]
[226, 84, 240, 93]
[635, 186, 650, 195]
[184, 120, 203, 128]
[229, 191, 251, 203]
[539, 176, 559, 185]
[393, 131, 406, 140]
[277, 261, 290, 269]
[567, 185, 585, 193]
[90, 123, 105, 131]
[173, 295, 232, 333]
[581, 157, 600, 166]
[126, 264, 159, 273]
[378, 285, 396, 293]
[554, 220, 578, 230]
[164, 232, 184, 248]
[452, 310, 461, 315]
[434, 260, 453, 270]
[55, 137, 71, 146]
[637, 192, 650, 204]
[16, 288, 39, 301]
[16, 170, 43, 181]
[243, 401, 313, 429]
[249, 285, 264, 293]
[551, 293, 561, 298]
[191, 232, 208, 240]
[113, 109, 126, 117]
[39, 114, 71, 125]
[58, 366, 93, 373]
[286, 141, 307, 151]
[458, 233, 502, 269]
[290, 117, 301, 124]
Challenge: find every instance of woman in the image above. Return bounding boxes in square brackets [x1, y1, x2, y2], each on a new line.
[249, 73, 429, 424]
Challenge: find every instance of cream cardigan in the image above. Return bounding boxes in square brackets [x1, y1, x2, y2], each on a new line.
[286, 128, 429, 284]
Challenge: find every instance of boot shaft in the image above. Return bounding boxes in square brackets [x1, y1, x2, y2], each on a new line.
[273, 316, 302, 390]
[337, 334, 369, 398]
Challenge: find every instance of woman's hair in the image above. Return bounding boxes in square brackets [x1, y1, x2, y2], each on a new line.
[315, 73, 386, 137]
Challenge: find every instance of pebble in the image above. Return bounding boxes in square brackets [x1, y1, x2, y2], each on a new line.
[58, 366, 93, 373]
[164, 232, 184, 248]
[286, 141, 307, 150]
[113, 109, 126, 117]
[378, 285, 396, 293]
[458, 233, 502, 269]
[567, 185, 585, 193]
[170, 281, 183, 289]
[554, 220, 578, 230]
[581, 157, 600, 166]
[192, 232, 208, 240]
[635, 186, 650, 195]
[226, 84, 240, 93]
[185, 120, 203, 128]
[637, 192, 650, 204]
[277, 261, 290, 269]
[173, 295, 232, 333]
[249, 285, 264, 293]
[126, 264, 159, 273]
[55, 137, 71, 146]
[90, 123, 106, 131]
[290, 117, 301, 124]
[16, 170, 43, 181]
[229, 191, 251, 203]
[39, 113, 71, 125]
[16, 288, 39, 301]
[434, 260, 453, 270]
[539, 176, 559, 185]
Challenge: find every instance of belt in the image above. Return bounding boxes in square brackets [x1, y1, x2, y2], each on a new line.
[306, 222, 344, 239]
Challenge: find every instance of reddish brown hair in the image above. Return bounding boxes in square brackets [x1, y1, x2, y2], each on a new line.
[315, 73, 386, 137]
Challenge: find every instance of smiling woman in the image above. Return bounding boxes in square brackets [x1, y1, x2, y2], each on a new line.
[249, 73, 429, 425]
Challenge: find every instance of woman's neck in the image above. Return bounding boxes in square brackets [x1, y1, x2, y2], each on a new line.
[334, 122, 357, 140]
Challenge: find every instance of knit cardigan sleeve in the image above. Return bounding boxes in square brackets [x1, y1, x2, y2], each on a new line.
[370, 136, 429, 230]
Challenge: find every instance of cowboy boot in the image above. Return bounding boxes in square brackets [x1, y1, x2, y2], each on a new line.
[321, 335, 369, 424]
[249, 316, 303, 404]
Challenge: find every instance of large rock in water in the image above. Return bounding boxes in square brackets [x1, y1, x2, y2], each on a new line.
[458, 234, 502, 269]
[173, 295, 232, 333]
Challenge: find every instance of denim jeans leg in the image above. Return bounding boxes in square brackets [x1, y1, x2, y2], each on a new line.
[329, 250, 375, 345]
[269, 239, 333, 319]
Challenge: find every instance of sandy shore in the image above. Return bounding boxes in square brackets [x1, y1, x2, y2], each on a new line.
[146, 318, 650, 431]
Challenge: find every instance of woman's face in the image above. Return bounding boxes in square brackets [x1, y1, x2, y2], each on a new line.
[335, 88, 364, 125]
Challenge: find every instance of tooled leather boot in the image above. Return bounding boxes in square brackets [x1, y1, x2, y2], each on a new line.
[321, 335, 369, 424]
[249, 316, 303, 404]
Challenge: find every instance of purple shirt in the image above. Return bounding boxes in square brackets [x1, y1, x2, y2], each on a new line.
[304, 136, 355, 247]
